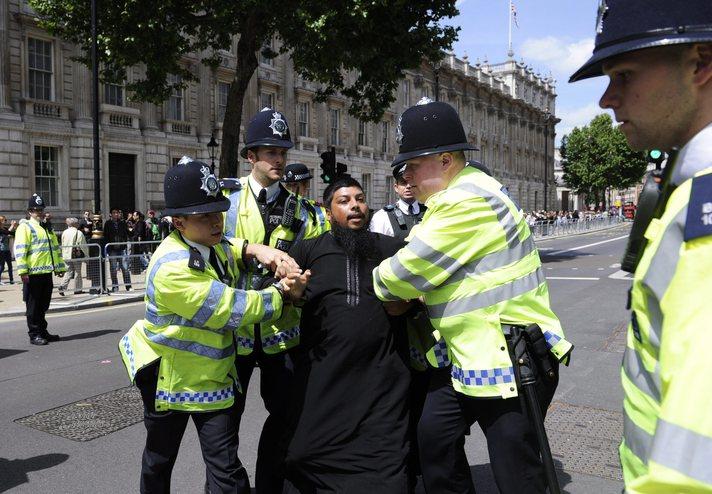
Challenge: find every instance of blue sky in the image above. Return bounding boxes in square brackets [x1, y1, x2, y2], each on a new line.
[447, 0, 610, 145]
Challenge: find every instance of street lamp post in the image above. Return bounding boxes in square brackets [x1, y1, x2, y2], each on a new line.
[90, 0, 103, 241]
[207, 132, 219, 174]
[543, 110, 551, 212]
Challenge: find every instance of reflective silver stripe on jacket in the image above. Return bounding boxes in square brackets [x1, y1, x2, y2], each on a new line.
[191, 281, 227, 327]
[224, 188, 242, 239]
[373, 269, 400, 301]
[623, 409, 654, 463]
[622, 347, 661, 402]
[145, 250, 191, 301]
[650, 419, 712, 486]
[143, 326, 234, 360]
[428, 268, 545, 319]
[225, 290, 248, 330]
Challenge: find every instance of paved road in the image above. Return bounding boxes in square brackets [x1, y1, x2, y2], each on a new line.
[0, 224, 632, 493]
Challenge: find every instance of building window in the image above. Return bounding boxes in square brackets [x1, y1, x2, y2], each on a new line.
[104, 83, 124, 106]
[28, 38, 53, 101]
[260, 38, 275, 66]
[217, 81, 230, 121]
[362, 173, 372, 203]
[34, 145, 59, 206]
[381, 121, 390, 154]
[403, 79, 411, 106]
[260, 91, 274, 110]
[167, 74, 184, 121]
[329, 108, 340, 146]
[422, 85, 430, 99]
[358, 120, 367, 146]
[385, 176, 395, 206]
[297, 101, 309, 137]
[171, 157, 182, 167]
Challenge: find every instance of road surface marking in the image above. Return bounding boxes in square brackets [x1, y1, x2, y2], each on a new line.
[609, 270, 634, 280]
[609, 263, 621, 268]
[546, 276, 600, 281]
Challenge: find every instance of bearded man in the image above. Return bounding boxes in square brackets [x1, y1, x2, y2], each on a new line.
[282, 176, 412, 494]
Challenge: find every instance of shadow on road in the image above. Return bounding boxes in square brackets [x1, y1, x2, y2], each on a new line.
[540, 250, 595, 264]
[0, 453, 69, 492]
[60, 329, 122, 342]
[0, 349, 27, 360]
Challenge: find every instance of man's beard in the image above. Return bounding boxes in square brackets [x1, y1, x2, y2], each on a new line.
[331, 223, 378, 260]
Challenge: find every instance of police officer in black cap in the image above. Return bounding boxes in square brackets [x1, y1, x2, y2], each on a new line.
[372, 97, 572, 493]
[572, 1, 712, 491]
[281, 163, 313, 198]
[220, 108, 327, 493]
[369, 163, 426, 241]
[14, 194, 66, 345]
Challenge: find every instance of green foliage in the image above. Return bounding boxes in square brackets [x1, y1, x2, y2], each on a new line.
[560, 113, 647, 206]
[29, 0, 459, 176]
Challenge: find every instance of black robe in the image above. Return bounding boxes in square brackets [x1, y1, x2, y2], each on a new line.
[283, 231, 411, 493]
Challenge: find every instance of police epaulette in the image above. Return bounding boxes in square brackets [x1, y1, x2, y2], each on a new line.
[383, 204, 395, 211]
[219, 178, 242, 191]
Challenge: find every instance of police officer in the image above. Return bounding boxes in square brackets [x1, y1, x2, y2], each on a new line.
[571, 1, 712, 491]
[281, 163, 312, 198]
[220, 108, 328, 492]
[14, 194, 66, 345]
[372, 98, 573, 493]
[118, 158, 308, 493]
[369, 164, 426, 241]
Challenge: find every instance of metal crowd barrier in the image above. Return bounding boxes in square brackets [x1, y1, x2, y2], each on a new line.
[104, 241, 161, 293]
[54, 243, 103, 295]
[530, 215, 623, 239]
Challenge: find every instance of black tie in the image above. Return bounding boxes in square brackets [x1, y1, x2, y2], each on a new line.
[209, 247, 222, 276]
[257, 189, 267, 205]
[408, 203, 414, 215]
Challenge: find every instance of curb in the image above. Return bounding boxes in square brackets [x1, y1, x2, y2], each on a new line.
[0, 293, 145, 317]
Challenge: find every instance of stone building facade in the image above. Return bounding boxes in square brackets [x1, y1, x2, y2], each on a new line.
[0, 0, 557, 221]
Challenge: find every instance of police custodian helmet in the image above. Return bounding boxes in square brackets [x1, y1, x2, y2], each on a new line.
[240, 107, 294, 158]
[392, 97, 478, 168]
[282, 163, 313, 183]
[570, 0, 712, 82]
[162, 156, 230, 216]
[28, 193, 45, 210]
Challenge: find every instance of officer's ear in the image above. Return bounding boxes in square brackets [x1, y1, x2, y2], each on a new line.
[692, 43, 712, 87]
[440, 152, 454, 171]
[172, 215, 187, 232]
[246, 149, 258, 165]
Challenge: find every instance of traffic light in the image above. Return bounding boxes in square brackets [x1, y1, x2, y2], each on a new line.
[647, 149, 665, 169]
[320, 147, 336, 184]
[336, 162, 348, 176]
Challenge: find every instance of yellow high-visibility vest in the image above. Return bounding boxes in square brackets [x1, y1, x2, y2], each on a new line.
[14, 217, 65, 276]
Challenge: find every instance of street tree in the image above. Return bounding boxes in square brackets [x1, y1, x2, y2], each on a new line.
[560, 113, 647, 209]
[30, 0, 460, 176]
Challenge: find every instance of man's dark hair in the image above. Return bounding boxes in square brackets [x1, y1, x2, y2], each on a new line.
[110, 207, 121, 214]
[323, 176, 363, 208]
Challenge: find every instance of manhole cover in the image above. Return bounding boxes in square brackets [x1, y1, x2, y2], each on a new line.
[599, 321, 628, 354]
[546, 401, 623, 481]
[15, 386, 143, 442]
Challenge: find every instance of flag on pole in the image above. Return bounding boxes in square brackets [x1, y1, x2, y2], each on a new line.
[511, 1, 519, 28]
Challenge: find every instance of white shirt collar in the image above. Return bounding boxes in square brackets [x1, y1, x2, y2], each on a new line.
[248, 174, 281, 203]
[671, 121, 712, 185]
[183, 236, 211, 264]
[396, 198, 420, 215]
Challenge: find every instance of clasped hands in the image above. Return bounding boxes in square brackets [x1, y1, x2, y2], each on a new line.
[244, 243, 310, 302]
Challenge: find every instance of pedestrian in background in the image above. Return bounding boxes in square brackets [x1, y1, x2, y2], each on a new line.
[79, 210, 94, 242]
[0, 215, 17, 284]
[58, 217, 87, 296]
[571, 1, 712, 491]
[14, 194, 66, 345]
[103, 207, 132, 292]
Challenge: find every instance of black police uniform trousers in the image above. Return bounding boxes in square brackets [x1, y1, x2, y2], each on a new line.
[23, 273, 54, 339]
[235, 329, 294, 494]
[418, 366, 558, 494]
[135, 361, 250, 494]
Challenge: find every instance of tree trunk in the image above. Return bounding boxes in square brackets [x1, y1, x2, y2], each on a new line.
[219, 14, 260, 178]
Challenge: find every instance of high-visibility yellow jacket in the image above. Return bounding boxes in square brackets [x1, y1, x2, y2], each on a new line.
[620, 166, 712, 493]
[118, 231, 283, 412]
[373, 165, 572, 399]
[14, 217, 66, 276]
[222, 177, 329, 354]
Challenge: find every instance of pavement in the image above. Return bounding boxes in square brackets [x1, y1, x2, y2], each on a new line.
[0, 224, 633, 493]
